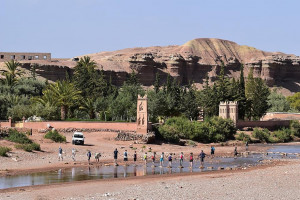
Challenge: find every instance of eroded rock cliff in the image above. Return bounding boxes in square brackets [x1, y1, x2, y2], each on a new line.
[1, 38, 299, 95]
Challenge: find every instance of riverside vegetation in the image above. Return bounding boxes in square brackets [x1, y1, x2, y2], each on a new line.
[0, 58, 300, 144]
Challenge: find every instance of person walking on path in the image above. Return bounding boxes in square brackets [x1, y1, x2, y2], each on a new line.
[168, 153, 173, 168]
[179, 152, 184, 168]
[133, 151, 137, 165]
[58, 146, 63, 161]
[114, 148, 119, 166]
[210, 146, 215, 158]
[71, 148, 76, 161]
[245, 141, 249, 151]
[234, 147, 238, 158]
[124, 150, 128, 165]
[87, 150, 92, 165]
[199, 150, 206, 167]
[160, 152, 164, 167]
[143, 152, 147, 165]
[189, 153, 194, 168]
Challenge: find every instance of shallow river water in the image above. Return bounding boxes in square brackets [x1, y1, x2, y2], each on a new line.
[0, 144, 299, 190]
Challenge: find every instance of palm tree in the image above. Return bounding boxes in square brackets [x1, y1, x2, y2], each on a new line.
[76, 56, 97, 71]
[79, 98, 96, 119]
[47, 80, 81, 120]
[2, 60, 22, 86]
[32, 89, 57, 107]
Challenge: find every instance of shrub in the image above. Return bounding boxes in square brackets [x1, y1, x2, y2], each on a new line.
[290, 120, 300, 137]
[272, 128, 292, 143]
[252, 128, 270, 143]
[236, 132, 251, 142]
[158, 124, 180, 143]
[15, 142, 41, 152]
[0, 146, 11, 157]
[158, 116, 236, 143]
[44, 130, 66, 143]
[6, 129, 32, 144]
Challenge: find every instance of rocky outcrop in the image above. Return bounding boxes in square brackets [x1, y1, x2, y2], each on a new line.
[1, 38, 299, 94]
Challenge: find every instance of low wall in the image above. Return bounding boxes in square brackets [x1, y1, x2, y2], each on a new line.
[261, 112, 300, 121]
[0, 122, 11, 128]
[21, 121, 137, 132]
[237, 120, 290, 130]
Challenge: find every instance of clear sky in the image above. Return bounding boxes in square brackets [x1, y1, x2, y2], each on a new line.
[1, 0, 299, 58]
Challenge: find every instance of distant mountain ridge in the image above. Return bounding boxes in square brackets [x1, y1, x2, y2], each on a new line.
[1, 38, 299, 95]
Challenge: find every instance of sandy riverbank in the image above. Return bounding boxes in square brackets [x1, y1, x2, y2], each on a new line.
[0, 159, 299, 199]
[0, 131, 271, 176]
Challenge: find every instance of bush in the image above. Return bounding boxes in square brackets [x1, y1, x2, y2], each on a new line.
[158, 116, 236, 143]
[15, 142, 41, 152]
[290, 120, 300, 137]
[6, 129, 32, 144]
[252, 128, 270, 143]
[272, 128, 292, 143]
[236, 132, 251, 142]
[44, 130, 66, 143]
[0, 146, 11, 157]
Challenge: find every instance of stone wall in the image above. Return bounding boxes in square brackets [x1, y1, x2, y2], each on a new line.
[0, 52, 51, 62]
[236, 120, 290, 131]
[261, 112, 300, 121]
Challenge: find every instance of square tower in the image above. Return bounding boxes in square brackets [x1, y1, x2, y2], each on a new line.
[137, 95, 148, 134]
[219, 101, 238, 125]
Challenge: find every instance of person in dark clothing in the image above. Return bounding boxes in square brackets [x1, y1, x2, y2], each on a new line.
[210, 146, 215, 158]
[133, 151, 137, 165]
[87, 150, 92, 165]
[114, 148, 119, 166]
[199, 150, 206, 166]
[234, 147, 238, 158]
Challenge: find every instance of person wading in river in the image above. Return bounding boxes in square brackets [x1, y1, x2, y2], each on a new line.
[199, 150, 206, 167]
[114, 148, 119, 166]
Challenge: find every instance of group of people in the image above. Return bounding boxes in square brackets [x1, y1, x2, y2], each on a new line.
[58, 145, 243, 166]
[57, 147, 100, 165]
[112, 146, 218, 168]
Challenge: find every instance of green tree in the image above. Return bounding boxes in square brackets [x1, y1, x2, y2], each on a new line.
[237, 64, 246, 119]
[181, 84, 199, 120]
[45, 80, 81, 120]
[154, 72, 160, 93]
[245, 68, 270, 120]
[267, 89, 291, 112]
[2, 60, 22, 86]
[73, 56, 107, 98]
[287, 92, 300, 111]
[79, 98, 96, 119]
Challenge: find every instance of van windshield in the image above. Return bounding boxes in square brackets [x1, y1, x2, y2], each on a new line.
[74, 134, 83, 138]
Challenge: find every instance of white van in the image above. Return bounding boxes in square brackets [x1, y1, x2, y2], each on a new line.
[72, 132, 85, 145]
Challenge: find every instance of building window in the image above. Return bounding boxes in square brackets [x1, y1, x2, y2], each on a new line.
[28, 56, 33, 60]
[43, 55, 47, 60]
[0, 55, 4, 59]
[20, 55, 25, 60]
[35, 55, 39, 59]
[11, 55, 15, 59]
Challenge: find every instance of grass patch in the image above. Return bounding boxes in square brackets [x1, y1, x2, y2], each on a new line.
[44, 130, 66, 143]
[0, 146, 11, 157]
[15, 143, 41, 152]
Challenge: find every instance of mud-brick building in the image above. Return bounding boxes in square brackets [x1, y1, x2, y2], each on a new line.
[0, 52, 51, 62]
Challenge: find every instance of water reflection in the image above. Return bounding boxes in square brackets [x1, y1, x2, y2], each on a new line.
[1, 144, 300, 190]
